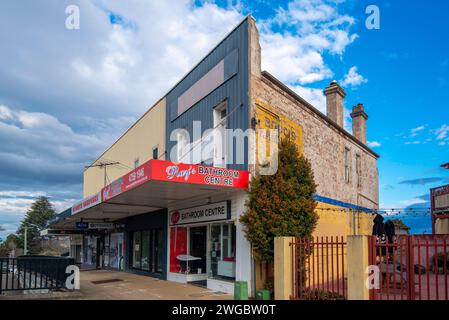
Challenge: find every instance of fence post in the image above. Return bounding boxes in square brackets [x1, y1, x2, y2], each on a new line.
[347, 235, 370, 300]
[274, 236, 295, 300]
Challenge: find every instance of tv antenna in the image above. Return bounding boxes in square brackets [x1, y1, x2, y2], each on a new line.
[85, 160, 120, 187]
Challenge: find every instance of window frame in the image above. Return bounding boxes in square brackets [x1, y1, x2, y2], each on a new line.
[212, 100, 228, 168]
[152, 146, 159, 160]
[356, 153, 362, 188]
[344, 147, 351, 184]
[130, 229, 163, 274]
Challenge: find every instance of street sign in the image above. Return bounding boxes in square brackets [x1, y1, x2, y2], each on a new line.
[88, 222, 114, 230]
[75, 221, 89, 230]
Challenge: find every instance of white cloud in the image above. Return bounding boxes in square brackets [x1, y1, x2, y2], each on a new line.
[0, 1, 243, 123]
[260, 32, 333, 85]
[0, 196, 73, 221]
[0, 190, 76, 238]
[411, 125, 425, 133]
[289, 85, 327, 113]
[410, 125, 425, 137]
[343, 106, 353, 133]
[0, 0, 359, 127]
[435, 124, 449, 141]
[0, 0, 361, 234]
[381, 197, 429, 210]
[341, 66, 367, 87]
[0, 104, 134, 185]
[259, 0, 358, 85]
[367, 141, 381, 148]
[405, 141, 421, 145]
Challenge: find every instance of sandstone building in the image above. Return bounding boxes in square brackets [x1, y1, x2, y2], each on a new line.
[49, 15, 380, 297]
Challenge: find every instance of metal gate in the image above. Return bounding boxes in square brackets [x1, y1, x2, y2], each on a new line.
[0, 256, 74, 294]
[290, 236, 347, 300]
[368, 235, 449, 300]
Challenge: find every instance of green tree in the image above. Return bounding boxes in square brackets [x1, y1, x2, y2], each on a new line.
[0, 234, 20, 257]
[17, 196, 56, 254]
[240, 136, 319, 262]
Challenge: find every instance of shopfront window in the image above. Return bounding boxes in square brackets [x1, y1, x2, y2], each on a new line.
[170, 225, 208, 275]
[209, 223, 236, 281]
[132, 232, 141, 269]
[189, 226, 207, 274]
[156, 229, 164, 273]
[169, 222, 235, 279]
[131, 229, 163, 273]
[170, 227, 187, 273]
[141, 231, 150, 271]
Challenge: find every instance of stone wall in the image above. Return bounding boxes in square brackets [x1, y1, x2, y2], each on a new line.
[248, 17, 378, 212]
[250, 75, 379, 210]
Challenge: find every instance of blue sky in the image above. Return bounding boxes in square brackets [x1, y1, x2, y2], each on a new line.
[0, 0, 448, 240]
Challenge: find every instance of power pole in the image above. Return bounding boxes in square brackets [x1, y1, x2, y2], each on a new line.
[24, 226, 27, 255]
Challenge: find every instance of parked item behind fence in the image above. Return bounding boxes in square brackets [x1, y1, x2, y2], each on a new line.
[372, 214, 387, 256]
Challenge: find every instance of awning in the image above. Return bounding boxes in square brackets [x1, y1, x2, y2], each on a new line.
[49, 159, 249, 230]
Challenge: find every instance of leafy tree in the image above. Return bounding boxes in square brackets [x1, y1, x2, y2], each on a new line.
[17, 196, 56, 254]
[0, 234, 20, 257]
[240, 136, 319, 262]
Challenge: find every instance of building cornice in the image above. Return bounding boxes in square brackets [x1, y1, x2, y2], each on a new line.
[260, 71, 380, 159]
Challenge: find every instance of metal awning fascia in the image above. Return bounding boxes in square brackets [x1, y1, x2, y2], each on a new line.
[50, 159, 249, 229]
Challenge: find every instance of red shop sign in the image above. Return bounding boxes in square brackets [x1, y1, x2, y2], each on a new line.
[150, 160, 249, 189]
[101, 159, 249, 202]
[101, 161, 152, 201]
[72, 192, 101, 215]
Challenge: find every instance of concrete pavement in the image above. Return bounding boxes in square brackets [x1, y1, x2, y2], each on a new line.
[0, 269, 233, 300]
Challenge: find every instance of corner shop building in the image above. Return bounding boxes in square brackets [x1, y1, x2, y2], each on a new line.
[48, 16, 380, 296]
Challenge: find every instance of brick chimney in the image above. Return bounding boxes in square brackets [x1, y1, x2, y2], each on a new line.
[350, 103, 368, 144]
[324, 80, 346, 127]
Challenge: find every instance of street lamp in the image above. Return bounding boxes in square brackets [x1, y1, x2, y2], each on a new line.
[24, 223, 41, 255]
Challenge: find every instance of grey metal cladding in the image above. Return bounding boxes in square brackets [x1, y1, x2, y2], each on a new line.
[165, 19, 249, 171]
[177, 60, 225, 116]
[224, 48, 238, 80]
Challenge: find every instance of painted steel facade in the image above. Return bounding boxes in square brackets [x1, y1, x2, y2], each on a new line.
[165, 19, 250, 171]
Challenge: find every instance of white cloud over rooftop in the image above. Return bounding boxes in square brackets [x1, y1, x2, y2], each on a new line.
[0, 0, 366, 237]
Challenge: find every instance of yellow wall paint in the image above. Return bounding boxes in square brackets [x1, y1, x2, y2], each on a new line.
[313, 202, 374, 238]
[305, 202, 373, 290]
[83, 99, 166, 198]
[255, 100, 303, 156]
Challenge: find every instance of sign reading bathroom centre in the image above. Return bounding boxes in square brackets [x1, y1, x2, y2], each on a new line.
[70, 159, 248, 216]
[169, 201, 230, 226]
[102, 159, 249, 201]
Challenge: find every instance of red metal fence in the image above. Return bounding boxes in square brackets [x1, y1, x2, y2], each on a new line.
[290, 236, 347, 300]
[368, 235, 449, 300]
